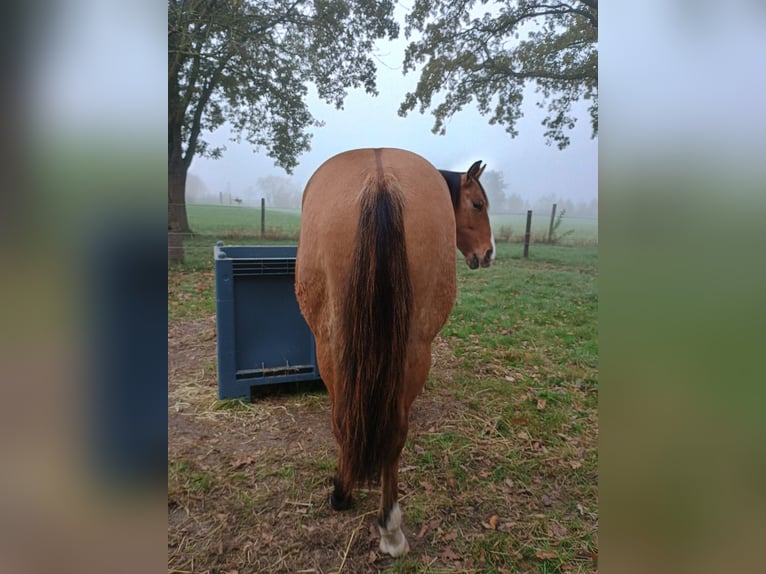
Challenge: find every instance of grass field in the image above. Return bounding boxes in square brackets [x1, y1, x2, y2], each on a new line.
[489, 213, 598, 245]
[187, 203, 302, 237]
[185, 203, 597, 246]
[168, 231, 598, 572]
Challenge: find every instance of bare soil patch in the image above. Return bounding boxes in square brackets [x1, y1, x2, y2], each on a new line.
[168, 318, 467, 573]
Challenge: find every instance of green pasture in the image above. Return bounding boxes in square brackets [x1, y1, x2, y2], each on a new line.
[169, 212, 598, 571]
[490, 212, 598, 245]
[168, 235, 599, 573]
[187, 203, 302, 237]
[185, 203, 598, 247]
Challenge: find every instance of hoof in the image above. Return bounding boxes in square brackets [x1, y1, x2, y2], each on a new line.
[329, 490, 352, 511]
[379, 533, 409, 557]
[378, 502, 408, 557]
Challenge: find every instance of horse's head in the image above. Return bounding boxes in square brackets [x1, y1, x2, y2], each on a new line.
[450, 160, 495, 269]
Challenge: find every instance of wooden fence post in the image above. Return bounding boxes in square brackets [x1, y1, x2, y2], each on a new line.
[261, 198, 266, 238]
[524, 210, 532, 258]
[548, 203, 557, 243]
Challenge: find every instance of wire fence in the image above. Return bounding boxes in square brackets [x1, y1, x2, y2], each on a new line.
[169, 201, 597, 263]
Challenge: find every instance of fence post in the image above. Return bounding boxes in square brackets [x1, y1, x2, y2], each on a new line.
[523, 210, 532, 258]
[548, 203, 557, 243]
[260, 198, 266, 238]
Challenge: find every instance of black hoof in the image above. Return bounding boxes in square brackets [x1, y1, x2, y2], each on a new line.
[330, 490, 352, 511]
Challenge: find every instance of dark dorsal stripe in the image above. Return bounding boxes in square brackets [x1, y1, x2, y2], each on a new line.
[439, 170, 462, 209]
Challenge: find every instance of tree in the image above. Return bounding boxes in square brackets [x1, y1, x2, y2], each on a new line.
[506, 192, 529, 213]
[399, 0, 597, 149]
[479, 169, 509, 212]
[533, 192, 559, 213]
[168, 0, 398, 259]
[257, 175, 302, 209]
[185, 173, 214, 204]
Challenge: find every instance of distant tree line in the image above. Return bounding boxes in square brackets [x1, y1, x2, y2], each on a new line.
[187, 169, 596, 217]
[185, 174, 303, 209]
[481, 169, 597, 217]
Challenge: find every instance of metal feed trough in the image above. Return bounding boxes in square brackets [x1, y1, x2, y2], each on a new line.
[214, 243, 321, 400]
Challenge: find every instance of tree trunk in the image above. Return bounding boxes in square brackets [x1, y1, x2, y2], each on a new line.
[168, 152, 190, 264]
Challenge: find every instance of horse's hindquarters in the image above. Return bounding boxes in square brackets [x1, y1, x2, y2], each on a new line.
[295, 148, 460, 558]
[298, 148, 457, 349]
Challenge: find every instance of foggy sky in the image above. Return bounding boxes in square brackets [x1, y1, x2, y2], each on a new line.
[189, 12, 598, 205]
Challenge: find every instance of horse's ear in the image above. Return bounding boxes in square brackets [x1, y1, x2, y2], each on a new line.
[467, 160, 485, 181]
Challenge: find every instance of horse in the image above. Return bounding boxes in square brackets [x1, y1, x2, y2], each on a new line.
[295, 147, 494, 557]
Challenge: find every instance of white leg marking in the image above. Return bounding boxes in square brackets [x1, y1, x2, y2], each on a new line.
[378, 502, 409, 557]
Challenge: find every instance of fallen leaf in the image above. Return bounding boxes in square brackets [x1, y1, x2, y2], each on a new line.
[577, 551, 598, 561]
[550, 521, 569, 539]
[263, 533, 275, 545]
[440, 546, 462, 561]
[569, 460, 582, 469]
[481, 514, 500, 530]
[442, 531, 457, 542]
[498, 521, 516, 532]
[535, 549, 557, 561]
[230, 455, 255, 469]
[541, 494, 552, 507]
[536, 398, 547, 410]
[419, 481, 434, 493]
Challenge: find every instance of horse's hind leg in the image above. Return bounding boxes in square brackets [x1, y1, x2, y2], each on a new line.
[378, 345, 432, 556]
[330, 453, 353, 511]
[378, 454, 409, 556]
[313, 342, 353, 511]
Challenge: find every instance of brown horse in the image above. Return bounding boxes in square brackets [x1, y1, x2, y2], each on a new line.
[295, 148, 493, 557]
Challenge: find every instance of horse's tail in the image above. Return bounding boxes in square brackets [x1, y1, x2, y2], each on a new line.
[337, 171, 412, 486]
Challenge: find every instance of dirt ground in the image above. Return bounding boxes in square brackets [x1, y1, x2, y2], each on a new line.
[168, 317, 484, 574]
[168, 316, 597, 573]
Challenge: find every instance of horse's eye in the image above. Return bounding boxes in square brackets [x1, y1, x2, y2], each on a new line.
[472, 201, 484, 211]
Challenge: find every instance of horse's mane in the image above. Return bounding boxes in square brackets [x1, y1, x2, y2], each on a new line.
[438, 170, 462, 209]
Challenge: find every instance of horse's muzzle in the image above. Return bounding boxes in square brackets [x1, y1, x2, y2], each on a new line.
[467, 248, 493, 269]
[481, 248, 493, 267]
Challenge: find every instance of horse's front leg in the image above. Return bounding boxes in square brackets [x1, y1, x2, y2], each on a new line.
[378, 456, 409, 557]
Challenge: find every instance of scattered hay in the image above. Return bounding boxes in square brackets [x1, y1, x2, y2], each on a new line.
[168, 312, 597, 573]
